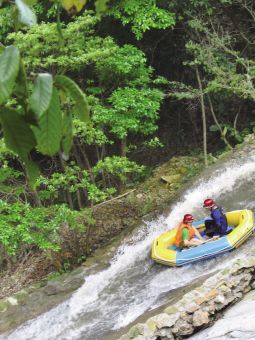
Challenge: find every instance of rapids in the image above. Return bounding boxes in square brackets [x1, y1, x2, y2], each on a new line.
[4, 150, 255, 340]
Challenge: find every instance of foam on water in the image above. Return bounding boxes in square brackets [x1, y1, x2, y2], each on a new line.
[165, 156, 255, 226]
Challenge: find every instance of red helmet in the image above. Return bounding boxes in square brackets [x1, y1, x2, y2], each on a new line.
[203, 198, 215, 208]
[183, 214, 194, 223]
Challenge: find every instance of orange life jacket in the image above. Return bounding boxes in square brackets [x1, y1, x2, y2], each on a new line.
[175, 222, 195, 247]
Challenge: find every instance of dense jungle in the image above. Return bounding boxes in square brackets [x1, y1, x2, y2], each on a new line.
[1, 0, 255, 295]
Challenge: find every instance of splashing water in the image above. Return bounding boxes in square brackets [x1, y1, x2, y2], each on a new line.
[4, 153, 255, 340]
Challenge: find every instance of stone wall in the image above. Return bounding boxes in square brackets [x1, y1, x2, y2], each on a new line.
[117, 254, 255, 340]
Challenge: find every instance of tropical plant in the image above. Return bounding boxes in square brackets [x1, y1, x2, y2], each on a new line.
[0, 45, 90, 187]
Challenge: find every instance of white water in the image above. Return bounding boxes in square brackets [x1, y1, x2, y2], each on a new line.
[4, 153, 255, 340]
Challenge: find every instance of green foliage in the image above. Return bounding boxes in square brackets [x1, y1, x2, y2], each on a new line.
[168, 81, 200, 100]
[32, 88, 62, 156]
[54, 75, 90, 122]
[185, 18, 255, 101]
[61, 0, 110, 14]
[61, 0, 87, 13]
[95, 0, 110, 15]
[6, 12, 163, 163]
[0, 45, 90, 186]
[93, 156, 145, 184]
[95, 44, 152, 88]
[73, 119, 111, 146]
[36, 157, 144, 205]
[108, 0, 175, 39]
[94, 87, 163, 139]
[0, 7, 14, 44]
[29, 73, 53, 119]
[8, 13, 115, 73]
[0, 108, 39, 184]
[15, 0, 37, 26]
[0, 46, 20, 104]
[36, 162, 117, 205]
[209, 123, 255, 143]
[0, 138, 24, 199]
[144, 137, 164, 148]
[0, 201, 85, 256]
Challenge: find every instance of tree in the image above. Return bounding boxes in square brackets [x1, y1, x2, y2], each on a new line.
[107, 0, 175, 39]
[94, 87, 163, 156]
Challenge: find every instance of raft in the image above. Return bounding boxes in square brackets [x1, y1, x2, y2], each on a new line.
[151, 209, 254, 267]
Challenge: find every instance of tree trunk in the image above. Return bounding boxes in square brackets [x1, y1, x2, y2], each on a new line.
[23, 162, 42, 207]
[195, 66, 208, 168]
[32, 190, 42, 207]
[75, 141, 96, 184]
[76, 189, 83, 210]
[58, 152, 74, 209]
[120, 137, 127, 157]
[96, 145, 107, 189]
[207, 94, 232, 150]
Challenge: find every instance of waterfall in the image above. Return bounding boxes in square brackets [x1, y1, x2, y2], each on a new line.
[4, 152, 255, 340]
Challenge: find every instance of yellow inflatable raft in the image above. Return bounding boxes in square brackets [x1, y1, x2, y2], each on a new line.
[151, 209, 254, 267]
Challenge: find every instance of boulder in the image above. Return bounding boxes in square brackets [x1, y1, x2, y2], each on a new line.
[160, 174, 181, 184]
[127, 323, 144, 339]
[164, 305, 179, 315]
[147, 313, 180, 330]
[155, 327, 174, 339]
[192, 309, 209, 327]
[172, 318, 194, 336]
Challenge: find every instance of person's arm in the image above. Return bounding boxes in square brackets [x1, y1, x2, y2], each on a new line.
[212, 209, 221, 228]
[193, 226, 204, 240]
[184, 238, 204, 247]
[182, 228, 204, 247]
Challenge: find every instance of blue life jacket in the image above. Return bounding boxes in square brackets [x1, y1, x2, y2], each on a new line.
[211, 206, 228, 236]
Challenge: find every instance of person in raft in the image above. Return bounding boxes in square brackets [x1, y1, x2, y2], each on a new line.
[203, 198, 228, 237]
[175, 214, 206, 249]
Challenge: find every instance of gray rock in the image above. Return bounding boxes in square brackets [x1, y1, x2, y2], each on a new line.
[155, 327, 174, 339]
[43, 277, 84, 296]
[127, 323, 144, 339]
[119, 335, 130, 340]
[186, 301, 200, 314]
[172, 318, 194, 336]
[147, 313, 180, 329]
[192, 309, 209, 327]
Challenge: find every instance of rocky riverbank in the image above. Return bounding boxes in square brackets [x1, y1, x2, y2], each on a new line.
[189, 289, 255, 340]
[115, 254, 255, 340]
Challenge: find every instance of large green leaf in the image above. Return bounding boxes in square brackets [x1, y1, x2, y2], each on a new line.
[29, 73, 53, 119]
[61, 111, 73, 155]
[33, 88, 62, 156]
[15, 61, 38, 124]
[61, 0, 87, 12]
[95, 0, 109, 15]
[0, 108, 36, 159]
[54, 75, 90, 123]
[14, 59, 28, 99]
[0, 108, 39, 187]
[0, 46, 20, 104]
[15, 0, 37, 27]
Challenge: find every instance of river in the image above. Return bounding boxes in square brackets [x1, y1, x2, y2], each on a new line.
[4, 149, 255, 340]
